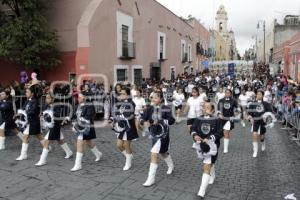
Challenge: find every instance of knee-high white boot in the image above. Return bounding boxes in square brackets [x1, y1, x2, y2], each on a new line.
[261, 141, 266, 151]
[197, 173, 211, 198]
[16, 132, 23, 141]
[209, 165, 215, 184]
[123, 153, 133, 171]
[223, 138, 229, 153]
[0, 136, 5, 150]
[164, 155, 174, 175]
[35, 148, 49, 166]
[252, 142, 258, 158]
[16, 143, 29, 161]
[61, 143, 73, 159]
[91, 146, 102, 162]
[71, 152, 83, 171]
[143, 163, 158, 187]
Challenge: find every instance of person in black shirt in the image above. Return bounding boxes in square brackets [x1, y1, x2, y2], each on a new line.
[247, 90, 275, 158]
[112, 87, 138, 171]
[141, 91, 175, 187]
[191, 102, 223, 199]
[35, 94, 73, 166]
[0, 90, 23, 150]
[217, 89, 240, 153]
[16, 86, 46, 161]
[68, 93, 102, 171]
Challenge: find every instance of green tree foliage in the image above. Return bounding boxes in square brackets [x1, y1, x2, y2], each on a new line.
[0, 0, 60, 68]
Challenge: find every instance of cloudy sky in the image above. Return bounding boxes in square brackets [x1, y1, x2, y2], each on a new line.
[156, 0, 300, 55]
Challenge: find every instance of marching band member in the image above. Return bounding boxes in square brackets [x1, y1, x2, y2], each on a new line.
[141, 91, 175, 187]
[68, 93, 102, 171]
[112, 87, 138, 171]
[217, 89, 240, 154]
[16, 85, 46, 161]
[247, 90, 275, 158]
[0, 90, 23, 150]
[191, 102, 223, 199]
[35, 94, 73, 166]
[239, 89, 251, 127]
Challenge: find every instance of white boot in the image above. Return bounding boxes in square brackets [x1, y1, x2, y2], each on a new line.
[61, 143, 73, 159]
[209, 165, 215, 184]
[261, 141, 266, 151]
[91, 146, 102, 162]
[121, 150, 127, 157]
[143, 163, 158, 187]
[223, 139, 229, 153]
[252, 142, 258, 158]
[241, 121, 246, 127]
[164, 155, 174, 175]
[16, 132, 23, 140]
[16, 143, 29, 161]
[70, 152, 83, 171]
[0, 136, 5, 150]
[197, 173, 211, 197]
[35, 148, 49, 166]
[123, 153, 133, 171]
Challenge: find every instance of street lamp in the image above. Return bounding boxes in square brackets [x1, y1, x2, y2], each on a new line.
[257, 20, 266, 64]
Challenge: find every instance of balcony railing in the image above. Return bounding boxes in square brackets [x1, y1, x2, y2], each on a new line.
[120, 41, 136, 59]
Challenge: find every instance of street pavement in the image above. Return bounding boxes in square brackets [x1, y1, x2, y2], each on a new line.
[0, 121, 300, 200]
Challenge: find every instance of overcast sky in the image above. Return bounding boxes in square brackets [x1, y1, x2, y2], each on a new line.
[156, 0, 300, 55]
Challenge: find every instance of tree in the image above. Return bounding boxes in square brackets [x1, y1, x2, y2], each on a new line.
[0, 0, 60, 69]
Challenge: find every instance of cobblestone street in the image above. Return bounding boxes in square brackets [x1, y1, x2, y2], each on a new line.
[0, 121, 299, 200]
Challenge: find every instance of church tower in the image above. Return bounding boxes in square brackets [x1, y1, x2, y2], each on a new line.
[215, 5, 228, 34]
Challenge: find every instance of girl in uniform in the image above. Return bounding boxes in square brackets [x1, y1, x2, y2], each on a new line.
[191, 102, 223, 199]
[68, 93, 102, 171]
[113, 87, 138, 171]
[35, 93, 73, 166]
[0, 89, 23, 150]
[247, 90, 275, 157]
[141, 91, 175, 187]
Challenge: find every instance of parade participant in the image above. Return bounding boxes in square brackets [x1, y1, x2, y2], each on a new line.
[68, 93, 102, 171]
[184, 87, 202, 133]
[191, 102, 223, 199]
[246, 86, 256, 101]
[232, 80, 242, 99]
[239, 89, 250, 127]
[247, 90, 275, 158]
[141, 91, 175, 187]
[172, 87, 185, 123]
[0, 90, 23, 150]
[253, 77, 263, 93]
[112, 87, 138, 171]
[215, 87, 225, 105]
[217, 89, 240, 153]
[16, 85, 46, 161]
[35, 94, 73, 166]
[133, 88, 146, 133]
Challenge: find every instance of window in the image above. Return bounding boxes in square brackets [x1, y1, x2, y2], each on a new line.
[134, 68, 142, 85]
[188, 44, 192, 62]
[181, 40, 187, 62]
[157, 32, 166, 60]
[117, 11, 133, 58]
[117, 69, 127, 82]
[114, 65, 129, 83]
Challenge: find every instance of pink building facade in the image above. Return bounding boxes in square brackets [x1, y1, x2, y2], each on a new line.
[1, 0, 211, 85]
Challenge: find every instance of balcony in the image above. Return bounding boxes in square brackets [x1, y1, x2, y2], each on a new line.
[182, 53, 188, 63]
[196, 42, 204, 55]
[120, 41, 136, 59]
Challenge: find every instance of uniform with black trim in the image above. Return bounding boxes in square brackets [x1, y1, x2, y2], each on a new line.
[23, 98, 41, 135]
[247, 100, 273, 135]
[42, 104, 64, 141]
[141, 105, 175, 154]
[217, 97, 239, 130]
[0, 99, 16, 131]
[191, 115, 223, 164]
[72, 103, 96, 140]
[112, 99, 138, 141]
